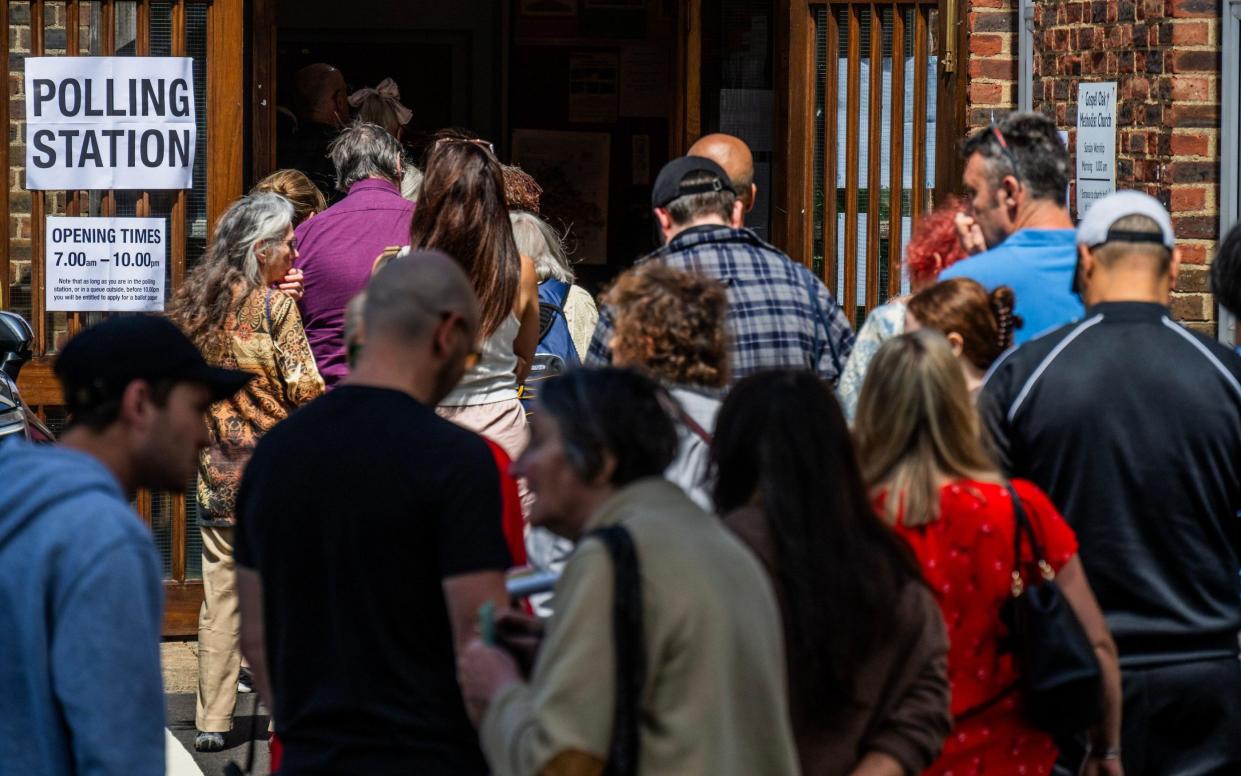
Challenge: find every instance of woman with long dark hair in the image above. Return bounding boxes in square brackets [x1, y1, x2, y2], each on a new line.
[168, 192, 324, 752]
[855, 331, 1121, 776]
[711, 370, 950, 776]
[404, 139, 539, 475]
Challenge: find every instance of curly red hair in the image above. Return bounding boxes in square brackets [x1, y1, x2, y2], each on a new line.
[904, 197, 969, 289]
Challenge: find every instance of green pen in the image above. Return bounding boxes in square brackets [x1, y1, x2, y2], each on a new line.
[480, 601, 496, 646]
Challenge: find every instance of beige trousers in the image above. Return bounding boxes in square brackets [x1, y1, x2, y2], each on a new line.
[196, 525, 240, 732]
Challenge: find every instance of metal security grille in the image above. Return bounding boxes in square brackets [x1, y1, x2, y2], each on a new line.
[0, 0, 239, 633]
[809, 0, 940, 324]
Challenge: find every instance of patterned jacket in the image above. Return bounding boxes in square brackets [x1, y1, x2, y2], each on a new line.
[586, 225, 854, 384]
[197, 288, 324, 525]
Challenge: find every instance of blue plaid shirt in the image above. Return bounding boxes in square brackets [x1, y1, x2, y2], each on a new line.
[586, 225, 855, 384]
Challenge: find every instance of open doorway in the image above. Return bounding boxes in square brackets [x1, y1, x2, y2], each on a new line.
[254, 0, 683, 290]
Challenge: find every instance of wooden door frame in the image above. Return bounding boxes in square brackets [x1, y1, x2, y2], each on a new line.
[773, 0, 969, 268]
[10, 0, 246, 636]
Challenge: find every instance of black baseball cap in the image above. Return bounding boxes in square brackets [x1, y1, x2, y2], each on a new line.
[55, 316, 251, 413]
[651, 156, 737, 208]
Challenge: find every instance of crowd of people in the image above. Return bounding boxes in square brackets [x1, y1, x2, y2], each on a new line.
[3, 65, 1241, 776]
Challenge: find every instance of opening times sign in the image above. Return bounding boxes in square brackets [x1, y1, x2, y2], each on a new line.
[46, 217, 166, 312]
[25, 57, 196, 190]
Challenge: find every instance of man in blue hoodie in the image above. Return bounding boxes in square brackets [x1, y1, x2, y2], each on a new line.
[0, 316, 249, 775]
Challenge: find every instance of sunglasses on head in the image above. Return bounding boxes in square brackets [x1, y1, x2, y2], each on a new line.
[988, 122, 1022, 183]
[432, 137, 496, 159]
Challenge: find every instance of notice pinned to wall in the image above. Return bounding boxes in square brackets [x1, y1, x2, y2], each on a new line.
[45, 217, 167, 312]
[25, 57, 196, 191]
[1076, 82, 1117, 217]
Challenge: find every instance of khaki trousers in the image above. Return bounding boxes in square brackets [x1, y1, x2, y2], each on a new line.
[196, 525, 240, 732]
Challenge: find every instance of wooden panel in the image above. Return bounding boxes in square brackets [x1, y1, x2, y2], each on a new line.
[864, 4, 882, 312]
[887, 3, 906, 299]
[773, 0, 809, 261]
[673, 0, 702, 154]
[936, 0, 968, 196]
[911, 6, 928, 229]
[823, 6, 839, 290]
[0, 1, 8, 311]
[163, 581, 205, 636]
[842, 4, 860, 321]
[206, 0, 245, 227]
[15, 358, 62, 405]
[31, 0, 45, 355]
[250, 0, 278, 182]
[171, 0, 186, 290]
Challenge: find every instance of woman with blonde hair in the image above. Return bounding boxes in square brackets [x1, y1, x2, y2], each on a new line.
[248, 169, 326, 302]
[854, 330, 1123, 776]
[169, 193, 324, 753]
[510, 209, 598, 362]
[250, 169, 326, 227]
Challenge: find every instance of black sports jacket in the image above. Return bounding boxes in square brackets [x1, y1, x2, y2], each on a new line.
[982, 301, 1241, 666]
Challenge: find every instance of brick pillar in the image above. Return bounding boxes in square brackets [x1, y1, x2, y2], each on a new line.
[968, 0, 1020, 129]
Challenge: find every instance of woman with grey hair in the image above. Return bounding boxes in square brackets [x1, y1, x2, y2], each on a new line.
[509, 210, 598, 361]
[169, 192, 324, 753]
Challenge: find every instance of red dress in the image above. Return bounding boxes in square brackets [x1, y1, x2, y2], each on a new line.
[885, 479, 1078, 776]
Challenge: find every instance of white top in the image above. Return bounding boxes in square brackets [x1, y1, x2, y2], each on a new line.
[441, 313, 521, 406]
[664, 386, 722, 511]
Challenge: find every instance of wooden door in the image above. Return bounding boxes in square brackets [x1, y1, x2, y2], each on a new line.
[2, 0, 245, 635]
[775, 0, 966, 324]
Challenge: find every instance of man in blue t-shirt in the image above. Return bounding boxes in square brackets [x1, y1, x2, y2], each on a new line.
[941, 112, 1083, 344]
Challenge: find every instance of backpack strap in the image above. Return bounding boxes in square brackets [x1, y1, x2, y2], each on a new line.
[588, 524, 645, 776]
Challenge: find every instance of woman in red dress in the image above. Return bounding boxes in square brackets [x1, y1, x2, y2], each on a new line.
[854, 330, 1123, 776]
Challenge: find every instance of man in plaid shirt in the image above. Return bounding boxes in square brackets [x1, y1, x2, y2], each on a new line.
[586, 155, 854, 385]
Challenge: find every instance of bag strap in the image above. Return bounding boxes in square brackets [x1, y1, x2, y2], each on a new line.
[589, 524, 645, 776]
[654, 388, 713, 445]
[1007, 483, 1054, 596]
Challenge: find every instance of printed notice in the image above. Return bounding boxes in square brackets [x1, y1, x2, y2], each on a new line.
[25, 57, 196, 190]
[1076, 82, 1117, 216]
[46, 217, 166, 312]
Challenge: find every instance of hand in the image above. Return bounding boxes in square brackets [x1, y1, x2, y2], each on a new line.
[954, 211, 987, 255]
[276, 267, 305, 301]
[458, 638, 521, 728]
[1080, 756, 1123, 776]
[495, 608, 545, 677]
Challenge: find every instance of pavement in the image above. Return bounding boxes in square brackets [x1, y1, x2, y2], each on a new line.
[163, 641, 271, 776]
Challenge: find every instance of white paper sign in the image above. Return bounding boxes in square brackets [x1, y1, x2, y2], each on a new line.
[25, 57, 196, 190]
[1076, 82, 1117, 216]
[46, 217, 166, 312]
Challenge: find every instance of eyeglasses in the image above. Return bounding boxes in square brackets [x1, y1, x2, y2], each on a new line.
[989, 122, 1022, 183]
[269, 236, 297, 252]
[432, 136, 496, 159]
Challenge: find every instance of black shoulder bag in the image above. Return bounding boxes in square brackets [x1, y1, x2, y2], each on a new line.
[588, 524, 645, 776]
[1003, 484, 1102, 737]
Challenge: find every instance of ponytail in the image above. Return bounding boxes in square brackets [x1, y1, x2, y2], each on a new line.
[988, 286, 1021, 353]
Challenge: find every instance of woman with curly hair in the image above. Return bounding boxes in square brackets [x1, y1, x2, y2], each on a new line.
[836, 198, 970, 422]
[168, 192, 324, 753]
[601, 262, 728, 509]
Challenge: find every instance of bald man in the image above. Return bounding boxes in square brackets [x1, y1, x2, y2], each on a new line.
[688, 133, 757, 224]
[278, 63, 350, 198]
[236, 251, 511, 775]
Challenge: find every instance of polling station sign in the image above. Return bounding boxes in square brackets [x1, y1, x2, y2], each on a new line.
[25, 57, 196, 190]
[46, 217, 167, 312]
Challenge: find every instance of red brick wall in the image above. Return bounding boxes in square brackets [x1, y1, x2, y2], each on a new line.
[964, 0, 1222, 332]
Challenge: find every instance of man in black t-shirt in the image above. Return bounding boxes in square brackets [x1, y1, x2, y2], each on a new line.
[235, 251, 512, 775]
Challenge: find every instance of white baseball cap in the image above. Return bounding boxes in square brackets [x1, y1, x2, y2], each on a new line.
[1076, 190, 1175, 249]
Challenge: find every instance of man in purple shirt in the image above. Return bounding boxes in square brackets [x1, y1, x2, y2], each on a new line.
[294, 121, 414, 387]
